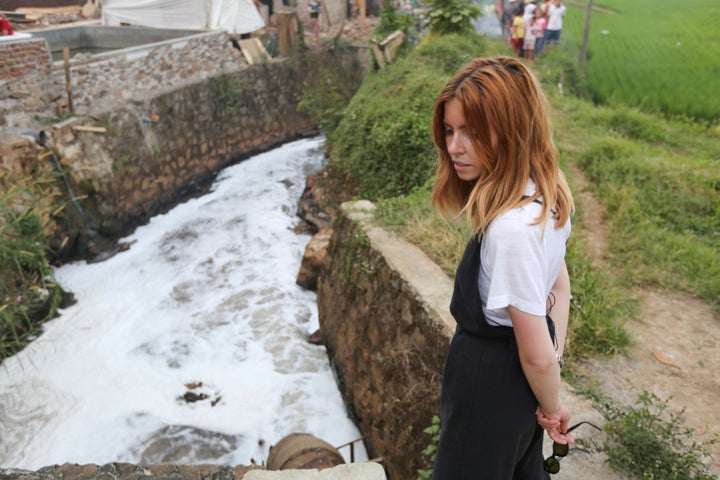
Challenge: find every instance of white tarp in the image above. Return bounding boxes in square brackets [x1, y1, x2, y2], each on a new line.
[101, 0, 265, 35]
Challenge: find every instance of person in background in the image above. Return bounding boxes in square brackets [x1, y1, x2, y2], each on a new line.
[429, 55, 574, 479]
[534, 5, 548, 56]
[524, 14, 541, 61]
[523, 0, 537, 22]
[501, 0, 517, 41]
[510, 9, 525, 57]
[308, 0, 321, 41]
[543, 0, 566, 48]
[0, 13, 14, 36]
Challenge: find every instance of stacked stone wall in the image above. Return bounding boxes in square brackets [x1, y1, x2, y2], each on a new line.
[317, 203, 456, 480]
[0, 47, 364, 259]
[0, 30, 245, 127]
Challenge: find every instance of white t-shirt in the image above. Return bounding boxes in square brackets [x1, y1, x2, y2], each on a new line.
[546, 3, 567, 30]
[523, 3, 536, 21]
[479, 180, 571, 327]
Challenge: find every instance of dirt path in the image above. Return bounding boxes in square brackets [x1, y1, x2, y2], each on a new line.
[567, 164, 720, 476]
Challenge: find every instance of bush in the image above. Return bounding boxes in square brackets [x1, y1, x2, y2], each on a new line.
[599, 391, 717, 480]
[327, 33, 487, 200]
[0, 174, 65, 361]
[423, 0, 480, 36]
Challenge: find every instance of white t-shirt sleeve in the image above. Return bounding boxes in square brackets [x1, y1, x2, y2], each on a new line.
[483, 216, 549, 317]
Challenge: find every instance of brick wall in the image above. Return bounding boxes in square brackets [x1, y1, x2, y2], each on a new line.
[0, 38, 52, 80]
[0, 0, 84, 9]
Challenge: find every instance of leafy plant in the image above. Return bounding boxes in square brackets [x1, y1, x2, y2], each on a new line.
[417, 415, 441, 479]
[597, 391, 717, 480]
[374, 0, 416, 42]
[423, 0, 480, 36]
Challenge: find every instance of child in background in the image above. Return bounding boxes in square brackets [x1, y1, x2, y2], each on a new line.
[510, 12, 525, 57]
[534, 6, 548, 55]
[308, 0, 321, 41]
[523, 15, 541, 61]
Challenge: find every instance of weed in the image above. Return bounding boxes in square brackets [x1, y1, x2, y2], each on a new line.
[417, 415, 441, 479]
[0, 173, 65, 362]
[596, 391, 718, 480]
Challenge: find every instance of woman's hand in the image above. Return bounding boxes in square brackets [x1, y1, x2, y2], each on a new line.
[537, 402, 574, 444]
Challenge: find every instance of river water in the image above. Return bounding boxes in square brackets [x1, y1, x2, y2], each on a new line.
[0, 136, 367, 470]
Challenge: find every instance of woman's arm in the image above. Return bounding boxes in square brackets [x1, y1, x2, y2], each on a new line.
[511, 305, 572, 442]
[511, 261, 573, 442]
[549, 259, 570, 356]
[510, 305, 562, 414]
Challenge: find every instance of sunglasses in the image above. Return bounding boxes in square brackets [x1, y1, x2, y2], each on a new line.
[543, 421, 602, 474]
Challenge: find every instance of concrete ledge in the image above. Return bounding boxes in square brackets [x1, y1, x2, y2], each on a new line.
[341, 200, 456, 339]
[244, 463, 386, 480]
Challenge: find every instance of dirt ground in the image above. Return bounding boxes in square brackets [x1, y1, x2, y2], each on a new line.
[568, 165, 720, 477]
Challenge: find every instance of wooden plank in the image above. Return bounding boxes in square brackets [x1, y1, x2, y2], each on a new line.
[238, 37, 271, 65]
[319, 0, 331, 26]
[72, 125, 106, 133]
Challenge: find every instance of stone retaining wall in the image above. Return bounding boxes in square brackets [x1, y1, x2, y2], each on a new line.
[317, 201, 456, 480]
[0, 46, 364, 259]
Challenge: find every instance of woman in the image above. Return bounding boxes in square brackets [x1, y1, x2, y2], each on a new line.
[430, 56, 574, 479]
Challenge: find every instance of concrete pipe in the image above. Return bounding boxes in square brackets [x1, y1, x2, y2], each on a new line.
[266, 433, 345, 470]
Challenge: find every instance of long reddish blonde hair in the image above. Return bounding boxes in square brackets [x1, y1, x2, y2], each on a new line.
[431, 56, 573, 233]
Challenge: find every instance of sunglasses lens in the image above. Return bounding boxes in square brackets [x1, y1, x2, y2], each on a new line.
[544, 457, 560, 474]
[553, 442, 569, 457]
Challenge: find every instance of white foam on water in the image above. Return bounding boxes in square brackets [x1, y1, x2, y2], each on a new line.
[0, 136, 366, 469]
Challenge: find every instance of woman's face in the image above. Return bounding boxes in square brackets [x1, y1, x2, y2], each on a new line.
[443, 98, 484, 182]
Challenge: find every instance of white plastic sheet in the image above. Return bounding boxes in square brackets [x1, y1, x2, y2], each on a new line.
[101, 0, 265, 35]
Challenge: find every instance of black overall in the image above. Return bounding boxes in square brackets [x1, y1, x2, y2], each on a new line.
[431, 234, 553, 480]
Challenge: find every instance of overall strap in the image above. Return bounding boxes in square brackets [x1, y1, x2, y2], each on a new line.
[449, 235, 515, 339]
[449, 195, 555, 340]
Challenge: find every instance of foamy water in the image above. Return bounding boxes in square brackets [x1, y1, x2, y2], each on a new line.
[0, 136, 366, 469]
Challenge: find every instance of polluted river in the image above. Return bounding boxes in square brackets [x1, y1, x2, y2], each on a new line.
[0, 136, 367, 470]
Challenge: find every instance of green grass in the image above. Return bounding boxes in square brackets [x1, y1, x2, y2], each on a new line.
[342, 33, 720, 364]
[0, 172, 66, 361]
[542, 84, 720, 310]
[562, 0, 720, 122]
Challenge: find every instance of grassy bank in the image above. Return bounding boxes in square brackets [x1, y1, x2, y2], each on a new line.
[318, 22, 720, 479]
[324, 32, 720, 362]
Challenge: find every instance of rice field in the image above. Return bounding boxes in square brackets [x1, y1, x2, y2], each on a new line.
[562, 0, 720, 123]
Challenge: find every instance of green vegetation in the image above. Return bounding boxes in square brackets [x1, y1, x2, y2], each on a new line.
[323, 26, 719, 479]
[0, 173, 66, 360]
[584, 389, 718, 480]
[547, 90, 720, 311]
[417, 415, 441, 479]
[562, 0, 720, 123]
[326, 33, 486, 199]
[373, 0, 416, 42]
[423, 0, 480, 36]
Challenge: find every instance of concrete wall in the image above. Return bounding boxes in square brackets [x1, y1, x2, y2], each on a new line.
[317, 201, 456, 480]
